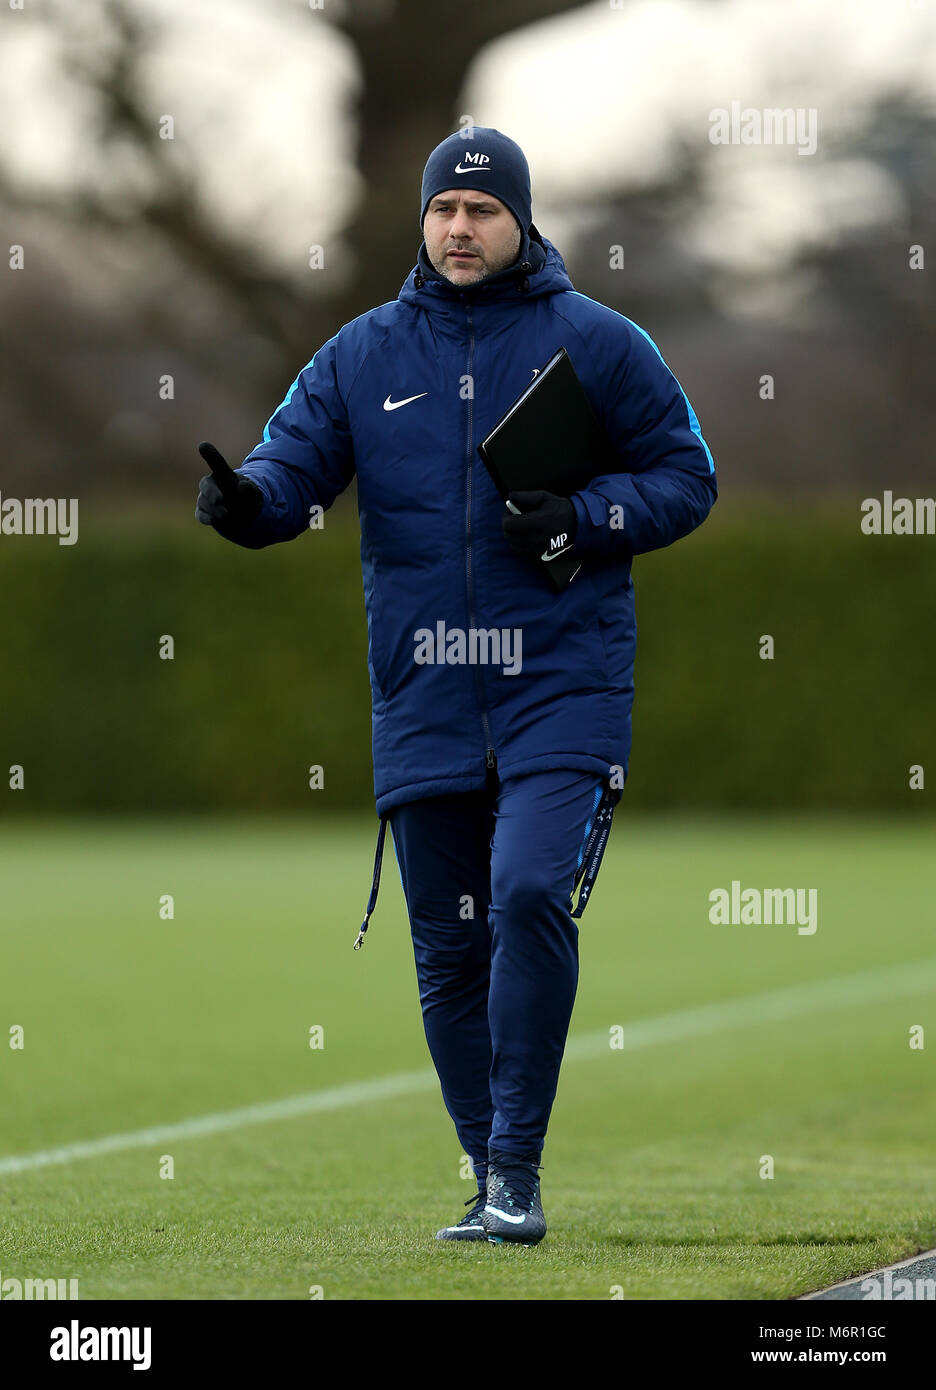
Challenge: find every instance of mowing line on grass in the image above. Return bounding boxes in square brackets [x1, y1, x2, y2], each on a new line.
[1, 956, 934, 1178]
[562, 954, 936, 1058]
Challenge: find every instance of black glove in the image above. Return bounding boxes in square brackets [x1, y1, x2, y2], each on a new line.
[501, 490, 577, 564]
[195, 442, 263, 536]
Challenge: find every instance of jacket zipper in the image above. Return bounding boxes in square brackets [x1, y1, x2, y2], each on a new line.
[464, 302, 497, 779]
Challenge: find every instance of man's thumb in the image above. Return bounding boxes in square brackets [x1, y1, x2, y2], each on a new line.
[198, 441, 238, 499]
[507, 490, 547, 513]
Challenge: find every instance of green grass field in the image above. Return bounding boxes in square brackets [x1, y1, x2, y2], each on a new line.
[1, 814, 934, 1300]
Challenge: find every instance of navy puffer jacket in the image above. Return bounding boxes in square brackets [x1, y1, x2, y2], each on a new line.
[232, 227, 716, 818]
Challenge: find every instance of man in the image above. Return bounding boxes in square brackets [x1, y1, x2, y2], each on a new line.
[196, 128, 716, 1246]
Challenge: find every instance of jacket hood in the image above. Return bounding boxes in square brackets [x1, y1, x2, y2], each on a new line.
[399, 223, 574, 307]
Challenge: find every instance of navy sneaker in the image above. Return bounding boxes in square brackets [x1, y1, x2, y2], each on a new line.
[435, 1185, 488, 1242]
[482, 1154, 547, 1246]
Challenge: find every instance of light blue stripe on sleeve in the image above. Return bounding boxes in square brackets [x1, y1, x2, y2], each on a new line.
[570, 292, 715, 474]
[260, 334, 339, 443]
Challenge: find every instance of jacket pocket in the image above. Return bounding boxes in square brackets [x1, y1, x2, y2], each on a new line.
[369, 575, 411, 704]
[364, 568, 389, 704]
[583, 569, 613, 684]
[590, 568, 635, 689]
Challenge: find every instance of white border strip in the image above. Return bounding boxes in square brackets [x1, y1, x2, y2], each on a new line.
[2, 957, 934, 1178]
[800, 1248, 936, 1298]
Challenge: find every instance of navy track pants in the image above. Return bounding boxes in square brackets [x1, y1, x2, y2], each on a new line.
[389, 768, 619, 1172]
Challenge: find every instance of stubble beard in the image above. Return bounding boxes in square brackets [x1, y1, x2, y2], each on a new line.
[429, 228, 522, 287]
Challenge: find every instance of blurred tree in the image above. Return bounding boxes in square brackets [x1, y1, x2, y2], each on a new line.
[330, 0, 593, 318]
[0, 1, 933, 498]
[0, 0, 592, 497]
[789, 96, 936, 482]
[567, 96, 936, 492]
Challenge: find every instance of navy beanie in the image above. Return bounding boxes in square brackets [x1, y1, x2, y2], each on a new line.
[419, 128, 532, 235]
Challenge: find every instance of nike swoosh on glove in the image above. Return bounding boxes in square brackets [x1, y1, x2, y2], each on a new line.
[501, 490, 577, 562]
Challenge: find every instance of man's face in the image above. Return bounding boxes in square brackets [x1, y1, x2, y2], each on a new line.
[423, 190, 522, 287]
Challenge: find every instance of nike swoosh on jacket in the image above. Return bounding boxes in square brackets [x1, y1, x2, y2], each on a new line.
[230, 228, 717, 817]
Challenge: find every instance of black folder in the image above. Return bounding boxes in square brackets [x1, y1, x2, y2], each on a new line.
[478, 347, 612, 591]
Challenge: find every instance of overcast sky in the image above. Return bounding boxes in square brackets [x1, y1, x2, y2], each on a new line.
[1, 0, 934, 279]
